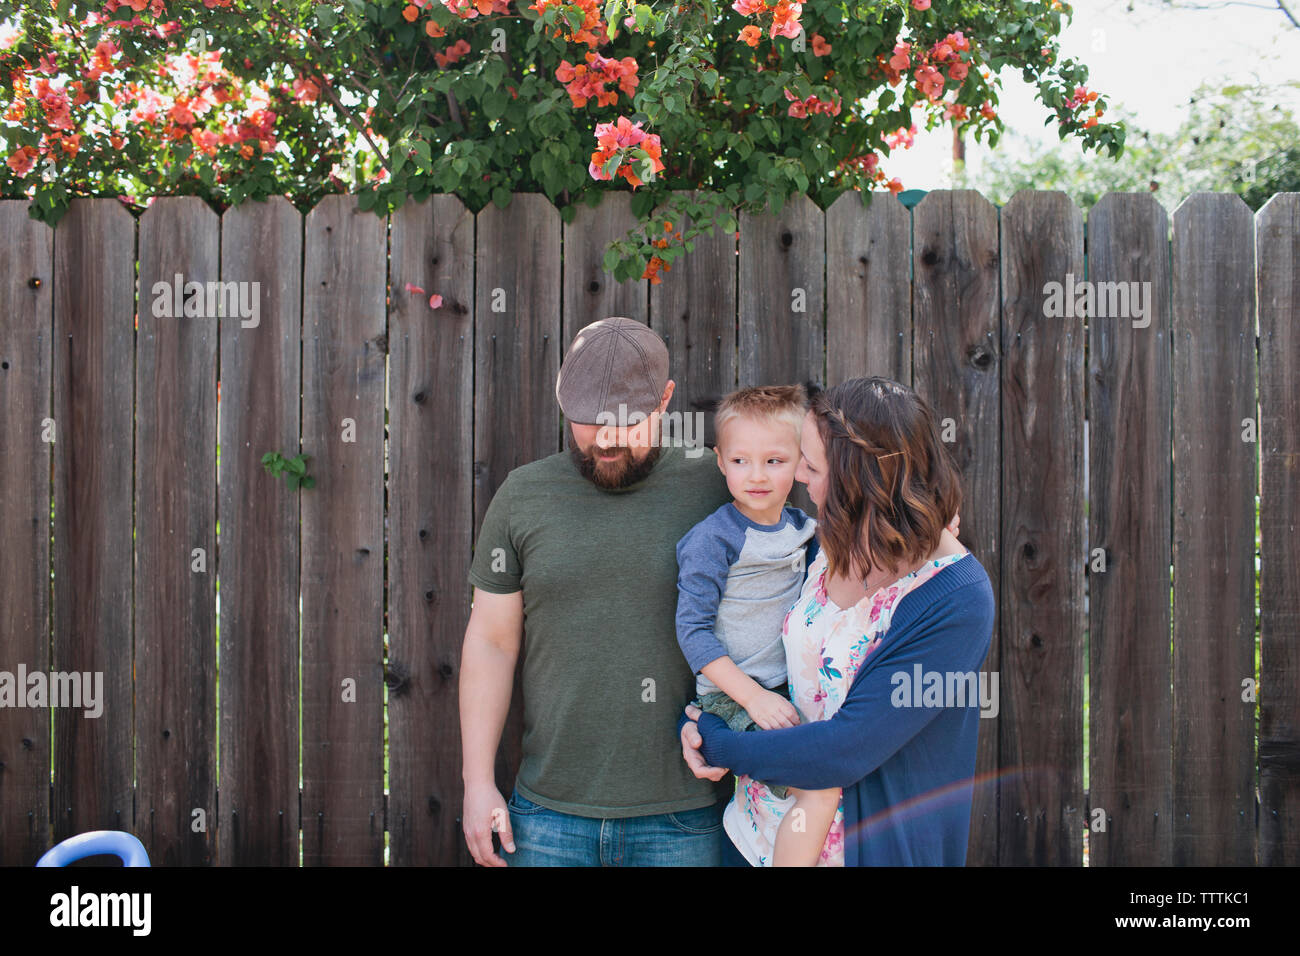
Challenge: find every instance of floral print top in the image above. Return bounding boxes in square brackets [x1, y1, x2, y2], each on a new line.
[722, 545, 970, 866]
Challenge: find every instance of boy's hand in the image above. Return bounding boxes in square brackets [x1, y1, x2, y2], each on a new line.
[745, 688, 801, 730]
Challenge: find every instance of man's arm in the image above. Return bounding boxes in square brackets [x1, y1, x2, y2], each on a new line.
[459, 587, 524, 867]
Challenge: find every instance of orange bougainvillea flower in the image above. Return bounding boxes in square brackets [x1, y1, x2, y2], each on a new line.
[403, 4, 419, 21]
[642, 255, 668, 284]
[529, 0, 606, 46]
[556, 52, 639, 108]
[913, 64, 944, 100]
[444, 0, 512, 17]
[812, 33, 831, 56]
[769, 0, 802, 39]
[739, 24, 762, 46]
[293, 75, 320, 103]
[7, 145, 38, 175]
[888, 41, 910, 71]
[434, 38, 472, 69]
[588, 116, 665, 189]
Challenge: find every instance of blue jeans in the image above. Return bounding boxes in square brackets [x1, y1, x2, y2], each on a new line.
[504, 788, 723, 866]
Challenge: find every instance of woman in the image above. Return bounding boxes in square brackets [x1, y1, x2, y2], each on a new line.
[678, 377, 995, 866]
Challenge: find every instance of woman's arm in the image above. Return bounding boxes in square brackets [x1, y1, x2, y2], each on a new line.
[680, 574, 994, 791]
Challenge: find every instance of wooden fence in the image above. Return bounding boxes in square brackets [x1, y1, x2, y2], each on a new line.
[0, 189, 1296, 867]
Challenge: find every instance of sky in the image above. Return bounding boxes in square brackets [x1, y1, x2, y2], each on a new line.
[889, 0, 1300, 188]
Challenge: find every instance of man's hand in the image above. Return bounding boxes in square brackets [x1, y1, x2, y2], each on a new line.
[680, 705, 728, 781]
[462, 781, 515, 867]
[744, 687, 800, 730]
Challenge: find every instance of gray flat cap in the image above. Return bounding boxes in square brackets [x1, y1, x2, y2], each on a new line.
[555, 317, 669, 425]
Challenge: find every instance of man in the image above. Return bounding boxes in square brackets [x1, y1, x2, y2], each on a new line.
[460, 316, 733, 866]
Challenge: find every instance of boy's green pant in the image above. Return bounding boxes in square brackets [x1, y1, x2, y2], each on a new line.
[694, 683, 793, 800]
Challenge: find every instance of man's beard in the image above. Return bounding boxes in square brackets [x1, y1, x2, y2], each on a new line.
[569, 437, 662, 490]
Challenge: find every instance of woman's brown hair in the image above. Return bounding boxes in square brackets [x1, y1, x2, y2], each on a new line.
[810, 377, 962, 582]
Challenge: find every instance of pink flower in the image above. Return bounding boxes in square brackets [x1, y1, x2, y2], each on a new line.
[428, 293, 443, 309]
[404, 282, 426, 295]
[912, 0, 931, 9]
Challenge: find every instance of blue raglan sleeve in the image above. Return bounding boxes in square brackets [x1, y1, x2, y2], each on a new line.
[681, 575, 995, 790]
[675, 520, 737, 676]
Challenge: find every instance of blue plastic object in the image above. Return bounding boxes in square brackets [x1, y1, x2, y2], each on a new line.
[36, 830, 150, 868]
[896, 188, 928, 209]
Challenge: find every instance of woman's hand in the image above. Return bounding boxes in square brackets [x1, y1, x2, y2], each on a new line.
[680, 705, 728, 781]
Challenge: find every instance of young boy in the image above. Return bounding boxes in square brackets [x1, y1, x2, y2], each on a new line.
[674, 384, 840, 867]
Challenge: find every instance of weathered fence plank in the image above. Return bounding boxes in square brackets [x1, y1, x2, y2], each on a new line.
[563, 191, 647, 347]
[826, 191, 912, 386]
[650, 191, 737, 449]
[0, 202, 53, 866]
[1086, 193, 1174, 865]
[388, 195, 476, 866]
[911, 190, 1002, 865]
[1255, 192, 1300, 866]
[739, 192, 825, 389]
[1171, 193, 1257, 865]
[999, 190, 1086, 866]
[217, 196, 303, 866]
[300, 196, 387, 865]
[740, 192, 823, 514]
[0, 189, 1295, 868]
[50, 199, 136, 845]
[135, 197, 219, 865]
[473, 193, 562, 792]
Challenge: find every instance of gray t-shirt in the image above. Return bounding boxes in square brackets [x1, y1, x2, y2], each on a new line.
[467, 443, 732, 818]
[675, 503, 818, 695]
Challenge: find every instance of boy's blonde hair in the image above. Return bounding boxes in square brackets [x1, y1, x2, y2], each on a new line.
[714, 384, 809, 450]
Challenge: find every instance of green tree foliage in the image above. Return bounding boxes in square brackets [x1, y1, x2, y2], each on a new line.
[966, 78, 1299, 212]
[1, 0, 1124, 278]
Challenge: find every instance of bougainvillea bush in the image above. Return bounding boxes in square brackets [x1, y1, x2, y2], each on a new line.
[0, 0, 1123, 281]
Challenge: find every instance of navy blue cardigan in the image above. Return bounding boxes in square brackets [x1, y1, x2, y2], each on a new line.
[678, 553, 995, 866]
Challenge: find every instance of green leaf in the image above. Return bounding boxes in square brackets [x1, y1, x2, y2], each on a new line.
[483, 89, 510, 119]
[302, 476, 316, 490]
[492, 185, 512, 208]
[315, 4, 337, 28]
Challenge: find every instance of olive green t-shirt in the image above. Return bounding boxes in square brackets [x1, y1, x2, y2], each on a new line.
[468, 442, 731, 818]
